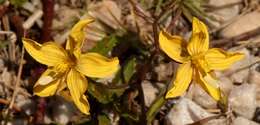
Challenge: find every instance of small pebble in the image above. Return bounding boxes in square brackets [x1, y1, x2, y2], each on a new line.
[229, 84, 257, 119]
[232, 117, 259, 125]
[167, 98, 214, 125]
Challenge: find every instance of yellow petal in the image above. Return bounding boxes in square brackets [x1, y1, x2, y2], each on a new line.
[165, 62, 193, 98]
[23, 38, 69, 66]
[66, 19, 94, 57]
[75, 52, 119, 78]
[205, 48, 245, 70]
[159, 30, 189, 63]
[195, 70, 221, 101]
[187, 17, 209, 55]
[33, 69, 62, 97]
[67, 69, 90, 115]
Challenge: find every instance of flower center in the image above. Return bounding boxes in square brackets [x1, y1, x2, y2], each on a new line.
[54, 63, 70, 73]
[190, 52, 210, 72]
[54, 51, 77, 73]
[190, 53, 205, 69]
[191, 52, 204, 62]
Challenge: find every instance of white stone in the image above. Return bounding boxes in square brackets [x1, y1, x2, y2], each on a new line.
[0, 59, 4, 71]
[189, 83, 217, 109]
[219, 76, 234, 95]
[16, 95, 36, 115]
[229, 84, 257, 119]
[51, 96, 76, 124]
[225, 48, 251, 84]
[52, 6, 80, 30]
[232, 117, 259, 125]
[154, 63, 173, 81]
[249, 64, 260, 106]
[167, 98, 214, 125]
[208, 0, 241, 22]
[220, 11, 260, 38]
[88, 0, 121, 30]
[142, 80, 158, 106]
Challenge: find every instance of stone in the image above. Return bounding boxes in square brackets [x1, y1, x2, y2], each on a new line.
[229, 84, 257, 119]
[1, 68, 12, 87]
[0, 68, 12, 97]
[189, 83, 217, 109]
[154, 62, 173, 82]
[219, 76, 234, 95]
[220, 11, 260, 38]
[16, 95, 36, 116]
[249, 64, 260, 106]
[208, 0, 241, 23]
[52, 5, 80, 44]
[50, 96, 76, 124]
[167, 98, 214, 125]
[141, 80, 158, 106]
[232, 117, 259, 125]
[225, 48, 251, 84]
[0, 59, 4, 72]
[53, 6, 80, 30]
[88, 0, 121, 30]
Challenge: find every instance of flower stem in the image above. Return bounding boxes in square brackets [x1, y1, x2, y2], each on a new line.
[146, 88, 167, 125]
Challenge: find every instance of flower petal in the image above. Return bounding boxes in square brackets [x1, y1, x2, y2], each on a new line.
[75, 52, 119, 78]
[67, 69, 90, 115]
[195, 70, 221, 101]
[34, 68, 62, 97]
[23, 38, 69, 66]
[66, 19, 94, 57]
[159, 30, 188, 63]
[187, 17, 209, 55]
[165, 62, 193, 98]
[205, 48, 245, 70]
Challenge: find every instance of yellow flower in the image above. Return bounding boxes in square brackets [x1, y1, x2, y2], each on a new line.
[159, 17, 244, 101]
[23, 19, 119, 115]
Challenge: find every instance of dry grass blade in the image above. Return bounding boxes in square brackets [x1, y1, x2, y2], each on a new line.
[0, 98, 21, 112]
[6, 47, 25, 112]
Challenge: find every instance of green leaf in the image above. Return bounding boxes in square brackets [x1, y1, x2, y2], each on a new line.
[90, 35, 119, 56]
[0, 41, 8, 49]
[88, 57, 137, 104]
[123, 58, 136, 83]
[88, 81, 126, 104]
[181, 0, 216, 27]
[10, 0, 27, 7]
[113, 57, 137, 84]
[0, 0, 5, 4]
[98, 114, 110, 125]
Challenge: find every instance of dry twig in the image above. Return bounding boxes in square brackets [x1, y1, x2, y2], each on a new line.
[6, 47, 25, 112]
[0, 98, 21, 112]
[212, 27, 260, 46]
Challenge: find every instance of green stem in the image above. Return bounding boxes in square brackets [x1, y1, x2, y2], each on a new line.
[146, 89, 167, 125]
